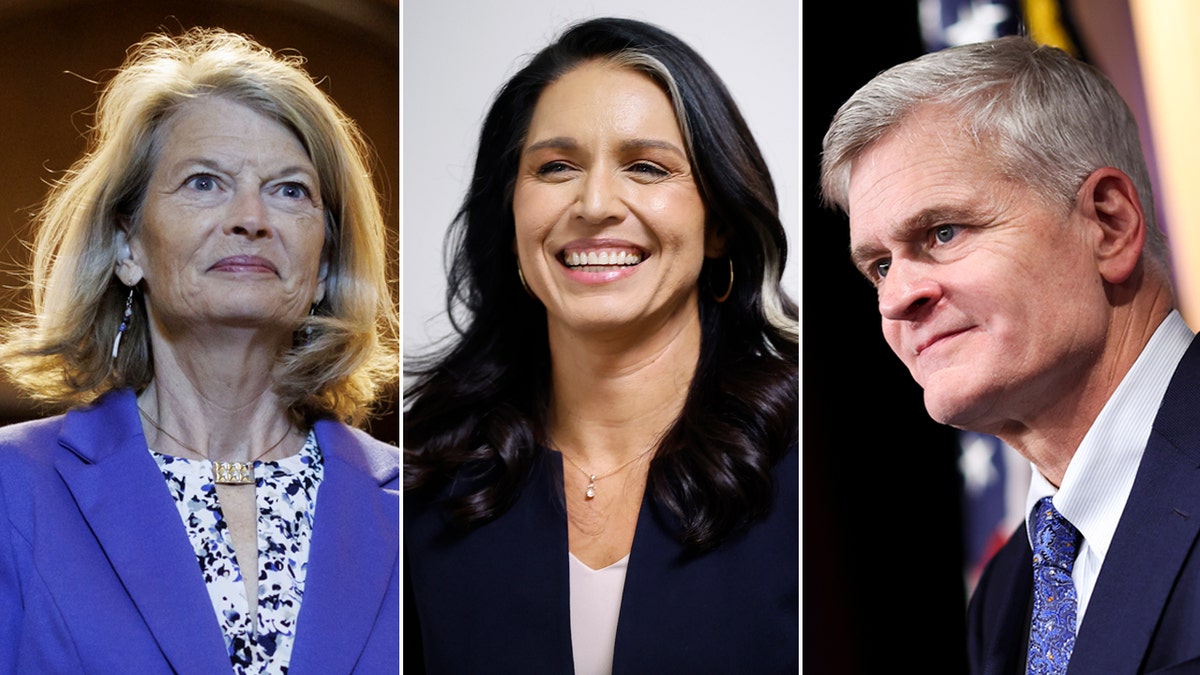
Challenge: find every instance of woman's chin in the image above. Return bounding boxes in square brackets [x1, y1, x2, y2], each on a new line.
[166, 309, 300, 337]
[547, 302, 700, 343]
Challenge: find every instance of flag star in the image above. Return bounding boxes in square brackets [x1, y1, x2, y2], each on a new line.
[959, 434, 998, 496]
[944, 0, 1012, 47]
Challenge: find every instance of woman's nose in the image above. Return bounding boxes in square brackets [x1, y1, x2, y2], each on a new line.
[572, 171, 627, 225]
[225, 189, 272, 239]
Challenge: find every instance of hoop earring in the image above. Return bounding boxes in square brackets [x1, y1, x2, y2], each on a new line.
[111, 286, 135, 359]
[711, 257, 733, 304]
[517, 261, 535, 299]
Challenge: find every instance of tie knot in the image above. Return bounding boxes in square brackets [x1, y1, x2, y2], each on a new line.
[1031, 496, 1081, 573]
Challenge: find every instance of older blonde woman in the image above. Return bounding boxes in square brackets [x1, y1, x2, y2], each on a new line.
[0, 29, 398, 673]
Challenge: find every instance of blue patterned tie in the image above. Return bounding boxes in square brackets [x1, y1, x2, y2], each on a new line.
[1027, 496, 1082, 675]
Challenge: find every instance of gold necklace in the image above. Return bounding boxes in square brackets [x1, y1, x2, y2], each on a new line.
[137, 405, 294, 485]
[559, 444, 657, 500]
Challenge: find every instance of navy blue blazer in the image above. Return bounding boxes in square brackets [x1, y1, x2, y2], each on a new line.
[405, 443, 798, 674]
[0, 388, 399, 673]
[968, 334, 1200, 674]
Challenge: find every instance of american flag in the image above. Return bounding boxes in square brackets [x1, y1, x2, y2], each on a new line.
[958, 431, 1029, 593]
[919, 0, 1021, 51]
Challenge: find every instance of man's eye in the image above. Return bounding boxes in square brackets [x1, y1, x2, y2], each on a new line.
[875, 259, 891, 278]
[934, 225, 958, 244]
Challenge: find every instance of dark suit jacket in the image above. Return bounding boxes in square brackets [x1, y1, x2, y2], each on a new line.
[405, 443, 798, 674]
[968, 335, 1200, 674]
[0, 388, 399, 674]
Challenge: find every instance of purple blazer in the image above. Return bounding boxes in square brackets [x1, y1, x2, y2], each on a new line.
[0, 388, 399, 673]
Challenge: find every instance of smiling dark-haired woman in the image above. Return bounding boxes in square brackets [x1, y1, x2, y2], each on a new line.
[404, 16, 797, 674]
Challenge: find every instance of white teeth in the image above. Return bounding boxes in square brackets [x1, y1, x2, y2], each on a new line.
[565, 250, 641, 267]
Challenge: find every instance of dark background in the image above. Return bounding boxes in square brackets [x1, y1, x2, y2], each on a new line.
[802, 4, 969, 672]
[0, 0, 399, 443]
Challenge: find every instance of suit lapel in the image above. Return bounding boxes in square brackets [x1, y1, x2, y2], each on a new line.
[55, 390, 231, 674]
[1069, 337, 1200, 674]
[288, 421, 398, 675]
[968, 525, 1034, 675]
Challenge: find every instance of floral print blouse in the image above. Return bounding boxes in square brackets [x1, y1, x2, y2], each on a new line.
[151, 431, 324, 674]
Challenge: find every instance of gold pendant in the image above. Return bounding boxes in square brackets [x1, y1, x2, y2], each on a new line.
[585, 475, 596, 499]
[214, 461, 255, 485]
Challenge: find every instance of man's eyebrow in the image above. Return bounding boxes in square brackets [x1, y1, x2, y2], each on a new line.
[848, 206, 978, 268]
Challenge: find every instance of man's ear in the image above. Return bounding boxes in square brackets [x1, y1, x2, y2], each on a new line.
[114, 224, 144, 287]
[1080, 167, 1146, 285]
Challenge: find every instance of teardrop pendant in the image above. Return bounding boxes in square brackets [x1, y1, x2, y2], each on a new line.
[585, 475, 597, 499]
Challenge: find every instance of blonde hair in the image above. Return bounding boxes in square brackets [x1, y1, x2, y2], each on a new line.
[0, 27, 398, 426]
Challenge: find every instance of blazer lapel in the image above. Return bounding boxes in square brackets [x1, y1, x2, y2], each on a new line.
[288, 421, 398, 674]
[54, 390, 231, 674]
[968, 526, 1034, 675]
[1069, 338, 1200, 673]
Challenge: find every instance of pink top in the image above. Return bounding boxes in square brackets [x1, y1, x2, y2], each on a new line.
[568, 552, 630, 675]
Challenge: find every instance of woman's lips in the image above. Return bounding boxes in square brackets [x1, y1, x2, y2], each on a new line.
[208, 255, 278, 274]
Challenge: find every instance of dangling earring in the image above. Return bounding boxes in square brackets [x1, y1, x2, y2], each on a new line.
[517, 260, 535, 298]
[305, 304, 317, 338]
[111, 286, 135, 359]
[711, 257, 734, 303]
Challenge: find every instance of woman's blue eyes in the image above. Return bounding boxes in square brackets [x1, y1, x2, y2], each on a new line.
[186, 174, 218, 191]
[183, 175, 311, 200]
[277, 183, 311, 199]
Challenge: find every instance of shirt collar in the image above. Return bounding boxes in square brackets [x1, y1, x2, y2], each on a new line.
[1025, 310, 1194, 556]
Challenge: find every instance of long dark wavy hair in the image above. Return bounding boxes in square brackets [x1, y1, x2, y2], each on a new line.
[404, 16, 797, 552]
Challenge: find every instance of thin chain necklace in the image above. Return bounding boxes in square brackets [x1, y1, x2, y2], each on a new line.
[559, 444, 657, 500]
[137, 405, 293, 485]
